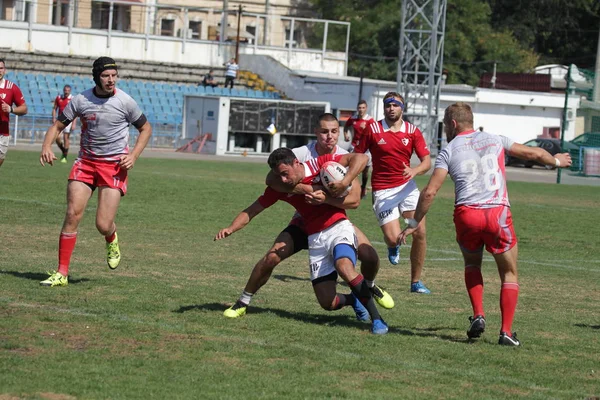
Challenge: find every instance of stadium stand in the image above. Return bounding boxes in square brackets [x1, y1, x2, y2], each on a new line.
[2, 51, 282, 148]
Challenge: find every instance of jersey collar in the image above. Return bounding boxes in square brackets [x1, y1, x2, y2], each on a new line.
[457, 129, 477, 137]
[0, 79, 5, 89]
[381, 118, 406, 133]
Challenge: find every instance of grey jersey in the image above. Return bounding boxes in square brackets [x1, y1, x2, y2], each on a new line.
[435, 130, 514, 208]
[62, 88, 142, 162]
[292, 141, 348, 162]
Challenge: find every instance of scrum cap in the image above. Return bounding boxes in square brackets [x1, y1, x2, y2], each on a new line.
[92, 56, 118, 85]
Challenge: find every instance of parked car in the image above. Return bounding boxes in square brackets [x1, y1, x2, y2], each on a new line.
[567, 132, 600, 171]
[505, 138, 577, 169]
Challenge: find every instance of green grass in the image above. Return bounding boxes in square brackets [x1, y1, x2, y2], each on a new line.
[1, 150, 599, 399]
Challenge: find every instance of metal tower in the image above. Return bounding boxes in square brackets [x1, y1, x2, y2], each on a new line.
[396, 0, 447, 152]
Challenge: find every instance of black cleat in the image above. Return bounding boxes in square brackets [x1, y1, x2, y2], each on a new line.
[467, 315, 486, 338]
[498, 331, 521, 346]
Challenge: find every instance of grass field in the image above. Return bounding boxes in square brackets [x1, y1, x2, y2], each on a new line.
[1, 150, 599, 399]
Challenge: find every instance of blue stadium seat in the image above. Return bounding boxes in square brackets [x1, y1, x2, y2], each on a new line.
[211, 87, 221, 95]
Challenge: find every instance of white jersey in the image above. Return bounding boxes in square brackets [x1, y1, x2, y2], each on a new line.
[435, 130, 514, 208]
[62, 88, 143, 162]
[292, 141, 348, 162]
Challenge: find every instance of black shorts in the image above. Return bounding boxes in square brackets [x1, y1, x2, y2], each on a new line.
[281, 224, 308, 254]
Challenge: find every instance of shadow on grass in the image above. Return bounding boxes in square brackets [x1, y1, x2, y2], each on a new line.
[0, 270, 90, 284]
[174, 302, 470, 343]
[574, 323, 600, 330]
[272, 274, 311, 283]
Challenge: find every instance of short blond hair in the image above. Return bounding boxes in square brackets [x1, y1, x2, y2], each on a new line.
[444, 102, 474, 131]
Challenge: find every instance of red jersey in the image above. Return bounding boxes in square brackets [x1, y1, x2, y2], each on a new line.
[0, 79, 25, 136]
[344, 113, 375, 148]
[354, 119, 430, 191]
[54, 94, 73, 114]
[257, 153, 348, 235]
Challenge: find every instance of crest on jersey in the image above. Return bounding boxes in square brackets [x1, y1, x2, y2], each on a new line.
[0, 94, 5, 100]
[401, 138, 409, 146]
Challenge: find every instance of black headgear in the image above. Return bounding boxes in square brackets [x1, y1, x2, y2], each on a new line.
[92, 57, 118, 85]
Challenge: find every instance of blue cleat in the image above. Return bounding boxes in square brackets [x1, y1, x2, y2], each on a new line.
[371, 319, 389, 335]
[410, 280, 431, 294]
[387, 246, 400, 265]
[351, 294, 370, 321]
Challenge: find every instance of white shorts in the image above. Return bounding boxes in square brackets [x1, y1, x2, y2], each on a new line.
[308, 219, 357, 281]
[364, 150, 372, 168]
[63, 123, 72, 134]
[0, 135, 9, 160]
[372, 179, 420, 226]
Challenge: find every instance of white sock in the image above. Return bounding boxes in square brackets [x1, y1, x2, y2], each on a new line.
[239, 291, 254, 305]
[365, 279, 375, 288]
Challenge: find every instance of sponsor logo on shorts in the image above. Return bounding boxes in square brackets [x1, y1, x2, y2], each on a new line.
[378, 209, 394, 221]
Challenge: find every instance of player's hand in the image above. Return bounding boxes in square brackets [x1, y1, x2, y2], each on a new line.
[119, 154, 136, 170]
[397, 226, 417, 245]
[401, 162, 417, 179]
[555, 152, 572, 168]
[214, 228, 233, 241]
[40, 146, 57, 166]
[305, 190, 327, 205]
[327, 180, 349, 198]
[0, 101, 10, 114]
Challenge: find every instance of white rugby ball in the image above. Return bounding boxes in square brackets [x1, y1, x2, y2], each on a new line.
[320, 161, 352, 197]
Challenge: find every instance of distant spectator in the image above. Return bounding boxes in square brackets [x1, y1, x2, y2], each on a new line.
[224, 58, 239, 89]
[478, 126, 484, 132]
[202, 70, 218, 88]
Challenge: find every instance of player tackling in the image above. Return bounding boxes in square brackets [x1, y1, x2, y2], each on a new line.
[398, 102, 572, 346]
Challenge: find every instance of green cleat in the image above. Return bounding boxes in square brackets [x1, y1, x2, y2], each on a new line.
[106, 232, 121, 269]
[371, 284, 395, 309]
[60, 156, 67, 163]
[40, 271, 68, 287]
[223, 301, 247, 318]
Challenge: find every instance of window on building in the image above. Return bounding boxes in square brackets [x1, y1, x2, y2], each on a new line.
[189, 20, 201, 40]
[14, 0, 32, 22]
[161, 19, 175, 37]
[91, 2, 130, 31]
[52, 0, 69, 26]
[285, 28, 301, 48]
[245, 25, 255, 44]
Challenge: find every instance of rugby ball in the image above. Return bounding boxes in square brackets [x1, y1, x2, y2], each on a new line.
[320, 161, 352, 197]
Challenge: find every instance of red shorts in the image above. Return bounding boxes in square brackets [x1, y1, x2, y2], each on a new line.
[69, 158, 128, 195]
[454, 205, 517, 255]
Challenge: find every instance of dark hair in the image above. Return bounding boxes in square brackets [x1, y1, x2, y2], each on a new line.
[383, 92, 405, 104]
[63, 85, 71, 89]
[317, 113, 339, 124]
[0, 58, 5, 67]
[357, 99, 367, 107]
[268, 147, 297, 169]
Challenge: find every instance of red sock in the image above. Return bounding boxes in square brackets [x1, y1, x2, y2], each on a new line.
[58, 232, 77, 276]
[500, 282, 519, 334]
[105, 230, 116, 243]
[465, 266, 484, 317]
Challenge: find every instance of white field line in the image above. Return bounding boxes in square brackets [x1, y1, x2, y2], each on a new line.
[371, 241, 600, 272]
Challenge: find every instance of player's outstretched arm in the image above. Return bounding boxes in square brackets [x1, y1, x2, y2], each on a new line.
[40, 120, 67, 166]
[398, 167, 448, 244]
[214, 200, 265, 241]
[508, 143, 572, 168]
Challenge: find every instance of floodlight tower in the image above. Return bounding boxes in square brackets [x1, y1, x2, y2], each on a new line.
[396, 0, 447, 152]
